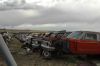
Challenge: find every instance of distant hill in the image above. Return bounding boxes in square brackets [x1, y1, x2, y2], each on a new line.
[0, 29, 48, 33]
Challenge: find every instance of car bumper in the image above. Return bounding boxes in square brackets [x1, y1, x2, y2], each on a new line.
[32, 44, 40, 48]
[41, 44, 55, 51]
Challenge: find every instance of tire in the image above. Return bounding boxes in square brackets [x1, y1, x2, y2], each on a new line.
[24, 47, 32, 55]
[42, 50, 52, 59]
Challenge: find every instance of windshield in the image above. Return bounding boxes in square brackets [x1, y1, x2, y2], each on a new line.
[67, 32, 83, 39]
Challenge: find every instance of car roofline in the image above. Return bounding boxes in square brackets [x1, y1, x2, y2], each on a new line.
[74, 31, 100, 34]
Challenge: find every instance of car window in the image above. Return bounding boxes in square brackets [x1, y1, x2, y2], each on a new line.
[67, 32, 83, 39]
[84, 33, 97, 41]
[99, 34, 100, 41]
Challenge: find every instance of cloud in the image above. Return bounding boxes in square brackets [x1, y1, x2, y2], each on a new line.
[0, 0, 100, 31]
[55, 0, 100, 22]
[0, 9, 42, 26]
[18, 9, 40, 17]
[0, 0, 58, 10]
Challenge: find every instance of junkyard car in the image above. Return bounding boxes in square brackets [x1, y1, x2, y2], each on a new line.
[41, 31, 100, 58]
[30, 31, 71, 52]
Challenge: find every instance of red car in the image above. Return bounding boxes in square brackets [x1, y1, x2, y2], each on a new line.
[41, 31, 100, 58]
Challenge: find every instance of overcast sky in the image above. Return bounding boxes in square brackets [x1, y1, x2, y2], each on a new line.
[0, 0, 100, 31]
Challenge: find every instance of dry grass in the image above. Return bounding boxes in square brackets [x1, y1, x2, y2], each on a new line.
[0, 56, 7, 66]
[8, 38, 77, 66]
[3, 38, 100, 66]
[13, 53, 77, 66]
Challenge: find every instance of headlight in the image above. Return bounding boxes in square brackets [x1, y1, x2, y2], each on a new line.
[45, 41, 52, 46]
[42, 41, 51, 46]
[32, 40, 38, 45]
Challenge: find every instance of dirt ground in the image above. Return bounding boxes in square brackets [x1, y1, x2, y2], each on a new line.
[1, 38, 100, 66]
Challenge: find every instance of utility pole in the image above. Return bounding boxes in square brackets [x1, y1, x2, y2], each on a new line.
[0, 34, 17, 66]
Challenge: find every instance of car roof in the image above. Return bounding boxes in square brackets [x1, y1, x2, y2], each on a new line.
[76, 31, 100, 34]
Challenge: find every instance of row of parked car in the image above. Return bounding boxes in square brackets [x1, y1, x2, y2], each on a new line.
[15, 30, 100, 59]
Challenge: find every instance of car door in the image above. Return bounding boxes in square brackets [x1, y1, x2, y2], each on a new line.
[77, 32, 100, 54]
[97, 33, 100, 54]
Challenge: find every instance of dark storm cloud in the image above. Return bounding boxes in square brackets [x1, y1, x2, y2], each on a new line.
[0, 0, 99, 25]
[0, 8, 91, 26]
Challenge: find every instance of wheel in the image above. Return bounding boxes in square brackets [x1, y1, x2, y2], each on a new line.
[26, 47, 33, 55]
[42, 50, 52, 59]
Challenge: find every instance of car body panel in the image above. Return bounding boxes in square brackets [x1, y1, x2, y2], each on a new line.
[76, 39, 100, 54]
[68, 31, 100, 55]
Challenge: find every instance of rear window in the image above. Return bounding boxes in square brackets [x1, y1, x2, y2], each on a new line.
[84, 33, 97, 41]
